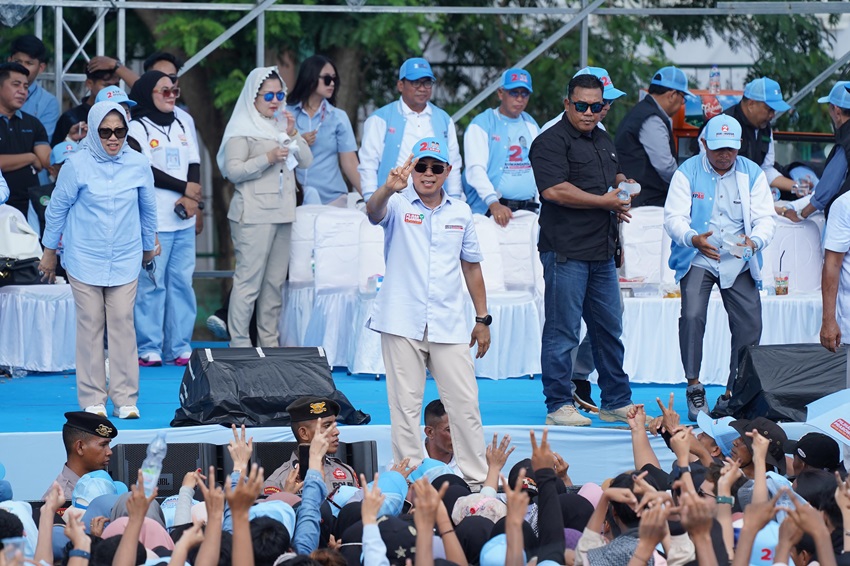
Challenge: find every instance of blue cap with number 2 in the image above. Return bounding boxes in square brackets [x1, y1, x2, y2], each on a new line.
[412, 137, 449, 163]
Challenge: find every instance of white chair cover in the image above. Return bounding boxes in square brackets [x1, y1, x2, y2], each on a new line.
[494, 210, 538, 292]
[760, 216, 824, 293]
[303, 208, 364, 366]
[620, 206, 665, 283]
[349, 219, 387, 375]
[279, 205, 329, 346]
[0, 284, 76, 371]
[471, 215, 541, 378]
[0, 205, 42, 259]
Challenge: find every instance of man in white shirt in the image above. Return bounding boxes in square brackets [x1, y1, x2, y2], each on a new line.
[358, 57, 463, 201]
[366, 137, 489, 486]
[462, 68, 539, 225]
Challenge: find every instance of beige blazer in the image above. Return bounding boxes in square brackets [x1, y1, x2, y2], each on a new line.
[225, 135, 313, 224]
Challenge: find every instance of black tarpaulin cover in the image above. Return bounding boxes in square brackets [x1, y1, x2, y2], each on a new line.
[728, 343, 846, 422]
[171, 347, 371, 427]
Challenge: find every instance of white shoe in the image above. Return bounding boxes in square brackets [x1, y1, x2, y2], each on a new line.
[545, 404, 591, 426]
[84, 404, 107, 417]
[206, 315, 229, 339]
[114, 405, 140, 419]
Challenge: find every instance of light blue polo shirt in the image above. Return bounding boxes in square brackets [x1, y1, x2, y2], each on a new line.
[367, 187, 483, 344]
[287, 102, 357, 204]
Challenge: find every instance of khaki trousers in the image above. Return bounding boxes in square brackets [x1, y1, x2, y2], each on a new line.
[228, 221, 291, 347]
[69, 276, 139, 408]
[381, 330, 488, 485]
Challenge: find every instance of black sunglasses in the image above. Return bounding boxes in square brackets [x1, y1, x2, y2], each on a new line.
[261, 91, 286, 102]
[319, 74, 338, 86]
[98, 126, 128, 140]
[413, 162, 446, 175]
[570, 101, 605, 114]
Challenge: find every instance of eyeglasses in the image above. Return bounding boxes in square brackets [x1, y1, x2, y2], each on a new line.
[97, 126, 128, 140]
[413, 162, 446, 175]
[406, 78, 435, 90]
[506, 89, 530, 99]
[570, 100, 605, 114]
[153, 86, 181, 98]
[319, 74, 338, 86]
[261, 91, 286, 102]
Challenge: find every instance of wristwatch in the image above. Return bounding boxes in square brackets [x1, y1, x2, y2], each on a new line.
[475, 314, 492, 326]
[112, 59, 123, 72]
[670, 463, 691, 480]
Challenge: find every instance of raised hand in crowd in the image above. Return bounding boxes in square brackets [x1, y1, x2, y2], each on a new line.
[485, 433, 514, 490]
[553, 451, 572, 486]
[283, 464, 304, 494]
[359, 473, 384, 525]
[63, 510, 91, 566]
[113, 472, 158, 566]
[628, 403, 662, 471]
[679, 491, 719, 566]
[529, 428, 555, 471]
[412, 478, 454, 566]
[716, 457, 741, 556]
[195, 465, 225, 566]
[225, 463, 264, 566]
[228, 424, 254, 475]
[89, 516, 108, 538]
[784, 495, 838, 566]
[746, 428, 770, 504]
[309, 416, 336, 471]
[629, 497, 672, 566]
[169, 520, 205, 566]
[656, 392, 681, 435]
[732, 489, 783, 566]
[773, 504, 804, 566]
[34, 481, 64, 565]
[503, 469, 530, 566]
[390, 456, 418, 480]
[384, 154, 416, 193]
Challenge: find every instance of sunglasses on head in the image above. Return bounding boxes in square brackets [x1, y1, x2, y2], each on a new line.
[413, 162, 446, 175]
[506, 88, 530, 99]
[97, 126, 128, 140]
[261, 91, 286, 102]
[319, 74, 338, 86]
[153, 86, 180, 98]
[570, 100, 605, 114]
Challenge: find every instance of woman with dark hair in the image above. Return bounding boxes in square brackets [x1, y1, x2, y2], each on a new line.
[285, 55, 360, 206]
[217, 66, 312, 347]
[128, 71, 202, 368]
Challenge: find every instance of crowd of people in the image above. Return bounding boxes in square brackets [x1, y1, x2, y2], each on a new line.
[0, 396, 848, 566]
[2, 32, 850, 566]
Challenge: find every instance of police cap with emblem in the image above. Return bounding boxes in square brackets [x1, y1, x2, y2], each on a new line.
[286, 397, 340, 423]
[63, 411, 118, 439]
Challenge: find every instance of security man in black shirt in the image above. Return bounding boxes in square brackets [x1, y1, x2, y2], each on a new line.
[0, 62, 50, 217]
[262, 397, 359, 495]
[529, 73, 635, 428]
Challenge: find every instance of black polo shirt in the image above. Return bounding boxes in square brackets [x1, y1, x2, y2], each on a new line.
[529, 115, 620, 261]
[0, 110, 49, 216]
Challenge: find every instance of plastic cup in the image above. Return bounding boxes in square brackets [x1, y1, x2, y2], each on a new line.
[619, 181, 641, 196]
[774, 271, 790, 296]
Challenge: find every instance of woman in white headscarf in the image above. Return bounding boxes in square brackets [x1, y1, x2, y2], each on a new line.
[217, 66, 312, 347]
[39, 101, 157, 419]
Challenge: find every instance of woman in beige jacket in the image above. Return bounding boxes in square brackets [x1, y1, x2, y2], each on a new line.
[216, 66, 313, 347]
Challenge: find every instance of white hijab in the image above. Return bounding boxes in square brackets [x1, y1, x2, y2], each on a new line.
[216, 66, 287, 180]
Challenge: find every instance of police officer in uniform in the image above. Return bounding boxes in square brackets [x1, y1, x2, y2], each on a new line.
[262, 397, 359, 495]
[45, 411, 118, 500]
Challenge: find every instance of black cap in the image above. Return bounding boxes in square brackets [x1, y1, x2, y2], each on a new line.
[286, 397, 340, 423]
[508, 459, 538, 498]
[731, 417, 787, 475]
[63, 411, 118, 439]
[786, 433, 841, 472]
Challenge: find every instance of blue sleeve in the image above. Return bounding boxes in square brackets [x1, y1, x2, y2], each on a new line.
[42, 159, 80, 249]
[221, 471, 241, 534]
[292, 469, 327, 555]
[362, 524, 390, 566]
[811, 151, 848, 211]
[0, 173, 8, 205]
[137, 162, 158, 250]
[336, 111, 358, 153]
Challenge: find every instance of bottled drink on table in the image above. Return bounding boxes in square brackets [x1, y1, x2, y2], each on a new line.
[708, 65, 721, 94]
[141, 431, 168, 497]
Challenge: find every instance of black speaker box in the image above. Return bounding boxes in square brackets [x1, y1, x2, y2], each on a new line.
[109, 443, 217, 498]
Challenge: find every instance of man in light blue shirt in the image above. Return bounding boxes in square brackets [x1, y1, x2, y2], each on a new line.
[463, 68, 540, 224]
[0, 172, 8, 205]
[9, 35, 59, 141]
[664, 114, 775, 421]
[366, 137, 489, 486]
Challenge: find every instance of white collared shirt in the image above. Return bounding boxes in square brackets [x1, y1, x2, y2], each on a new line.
[367, 187, 482, 343]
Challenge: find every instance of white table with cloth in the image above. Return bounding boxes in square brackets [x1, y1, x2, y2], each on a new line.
[0, 283, 76, 372]
[621, 292, 822, 385]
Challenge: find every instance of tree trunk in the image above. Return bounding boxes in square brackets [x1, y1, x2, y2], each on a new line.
[329, 45, 365, 139]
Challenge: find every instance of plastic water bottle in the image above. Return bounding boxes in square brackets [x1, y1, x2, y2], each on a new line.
[708, 65, 721, 94]
[140, 431, 167, 497]
[771, 186, 780, 201]
[617, 189, 631, 210]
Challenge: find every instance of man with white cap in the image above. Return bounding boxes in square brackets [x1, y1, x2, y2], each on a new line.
[462, 68, 539, 224]
[700, 77, 806, 200]
[784, 81, 850, 223]
[541, 66, 627, 133]
[664, 114, 775, 421]
[358, 57, 463, 202]
[818, 84, 850, 366]
[616, 66, 693, 207]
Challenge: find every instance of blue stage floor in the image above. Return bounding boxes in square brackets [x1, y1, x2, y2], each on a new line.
[0, 343, 723, 433]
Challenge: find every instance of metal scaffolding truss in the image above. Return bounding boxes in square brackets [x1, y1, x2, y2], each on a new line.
[18, 0, 850, 121]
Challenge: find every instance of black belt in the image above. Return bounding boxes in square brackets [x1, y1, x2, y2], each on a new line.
[498, 198, 539, 212]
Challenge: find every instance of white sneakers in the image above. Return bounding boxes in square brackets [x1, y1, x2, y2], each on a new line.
[84, 404, 107, 417]
[114, 405, 140, 419]
[545, 404, 592, 426]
